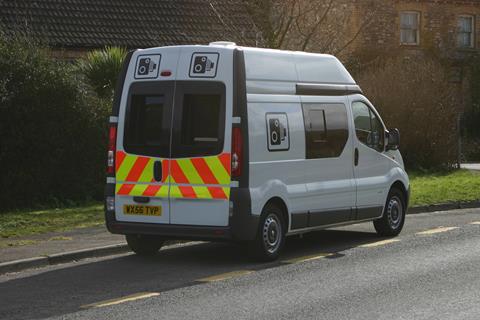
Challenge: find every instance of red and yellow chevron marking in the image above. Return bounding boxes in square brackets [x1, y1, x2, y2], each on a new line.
[115, 151, 231, 200]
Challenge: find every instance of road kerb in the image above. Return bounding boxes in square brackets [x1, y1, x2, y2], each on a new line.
[409, 200, 480, 214]
[0, 244, 129, 276]
[47, 243, 129, 265]
[0, 256, 49, 275]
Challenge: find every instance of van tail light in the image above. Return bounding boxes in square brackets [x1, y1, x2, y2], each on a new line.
[231, 127, 243, 178]
[107, 123, 117, 175]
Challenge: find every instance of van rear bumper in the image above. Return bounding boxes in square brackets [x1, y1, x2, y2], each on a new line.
[104, 186, 258, 241]
[104, 214, 259, 243]
[106, 218, 232, 241]
[105, 212, 258, 242]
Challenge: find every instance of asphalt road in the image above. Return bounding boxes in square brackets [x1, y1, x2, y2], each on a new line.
[1, 208, 479, 320]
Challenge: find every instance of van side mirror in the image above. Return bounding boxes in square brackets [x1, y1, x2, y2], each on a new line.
[386, 128, 400, 151]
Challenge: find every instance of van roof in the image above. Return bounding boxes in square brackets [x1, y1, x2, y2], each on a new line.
[135, 42, 359, 95]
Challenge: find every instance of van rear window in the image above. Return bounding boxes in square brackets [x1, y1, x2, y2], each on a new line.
[124, 94, 171, 157]
[171, 82, 225, 158]
[181, 94, 221, 145]
[123, 81, 174, 157]
[123, 81, 225, 158]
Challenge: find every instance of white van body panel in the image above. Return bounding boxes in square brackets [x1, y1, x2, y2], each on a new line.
[247, 94, 305, 219]
[243, 48, 355, 95]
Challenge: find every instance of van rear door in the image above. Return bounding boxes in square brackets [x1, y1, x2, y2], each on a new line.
[115, 80, 174, 224]
[168, 81, 231, 226]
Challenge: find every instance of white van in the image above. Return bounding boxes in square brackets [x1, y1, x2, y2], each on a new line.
[105, 42, 409, 261]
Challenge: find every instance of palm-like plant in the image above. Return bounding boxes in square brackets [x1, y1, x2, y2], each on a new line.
[78, 46, 127, 100]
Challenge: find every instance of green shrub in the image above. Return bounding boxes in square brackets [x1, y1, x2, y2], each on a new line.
[356, 55, 459, 169]
[78, 46, 127, 101]
[0, 35, 109, 211]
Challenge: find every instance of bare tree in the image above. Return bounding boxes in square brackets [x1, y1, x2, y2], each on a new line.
[245, 0, 380, 56]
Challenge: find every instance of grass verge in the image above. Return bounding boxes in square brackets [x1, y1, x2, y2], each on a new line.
[0, 169, 479, 239]
[0, 203, 103, 238]
[409, 169, 480, 206]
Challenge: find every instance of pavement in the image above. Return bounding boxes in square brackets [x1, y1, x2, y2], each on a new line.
[0, 226, 125, 264]
[0, 207, 479, 320]
[460, 163, 480, 171]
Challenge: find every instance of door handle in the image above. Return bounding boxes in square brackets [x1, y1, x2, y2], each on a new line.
[354, 148, 359, 166]
[153, 161, 162, 182]
[133, 196, 150, 203]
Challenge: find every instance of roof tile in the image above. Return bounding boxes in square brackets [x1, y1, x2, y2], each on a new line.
[0, 0, 258, 48]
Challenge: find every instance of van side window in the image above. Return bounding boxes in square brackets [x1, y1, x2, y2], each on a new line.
[352, 101, 384, 152]
[302, 103, 349, 159]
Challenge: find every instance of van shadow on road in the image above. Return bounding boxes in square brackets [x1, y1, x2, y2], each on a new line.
[0, 229, 384, 320]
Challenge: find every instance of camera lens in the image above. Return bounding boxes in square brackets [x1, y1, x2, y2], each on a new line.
[201, 57, 206, 62]
[145, 58, 150, 64]
[194, 64, 202, 72]
[271, 131, 278, 143]
[274, 119, 279, 127]
[138, 66, 146, 74]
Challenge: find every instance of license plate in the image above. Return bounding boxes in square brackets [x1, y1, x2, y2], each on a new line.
[123, 205, 162, 216]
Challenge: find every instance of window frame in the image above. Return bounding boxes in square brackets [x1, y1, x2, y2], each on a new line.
[123, 81, 175, 158]
[122, 80, 226, 159]
[457, 15, 475, 49]
[171, 81, 226, 158]
[400, 11, 421, 46]
[351, 100, 386, 153]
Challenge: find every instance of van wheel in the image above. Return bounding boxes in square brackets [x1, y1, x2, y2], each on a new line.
[248, 203, 286, 262]
[125, 234, 165, 256]
[374, 188, 406, 236]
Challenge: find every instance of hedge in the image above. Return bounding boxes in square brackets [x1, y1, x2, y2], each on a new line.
[0, 36, 109, 211]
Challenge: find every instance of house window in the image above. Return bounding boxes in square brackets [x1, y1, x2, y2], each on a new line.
[400, 12, 420, 45]
[457, 16, 474, 48]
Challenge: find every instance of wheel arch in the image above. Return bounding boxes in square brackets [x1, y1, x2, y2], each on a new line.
[263, 197, 290, 233]
[390, 180, 409, 208]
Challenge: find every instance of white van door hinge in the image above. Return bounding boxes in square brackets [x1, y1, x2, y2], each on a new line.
[232, 116, 241, 124]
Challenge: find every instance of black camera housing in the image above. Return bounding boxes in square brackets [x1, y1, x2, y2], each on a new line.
[137, 58, 157, 76]
[269, 118, 283, 145]
[193, 56, 214, 74]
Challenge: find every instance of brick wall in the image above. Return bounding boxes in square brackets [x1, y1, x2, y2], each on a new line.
[350, 0, 480, 60]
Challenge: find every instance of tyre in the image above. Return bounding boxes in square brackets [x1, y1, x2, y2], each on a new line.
[374, 188, 406, 236]
[125, 234, 165, 256]
[248, 203, 286, 262]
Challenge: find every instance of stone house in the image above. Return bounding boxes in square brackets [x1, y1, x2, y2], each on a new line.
[350, 0, 480, 77]
[353, 0, 480, 52]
